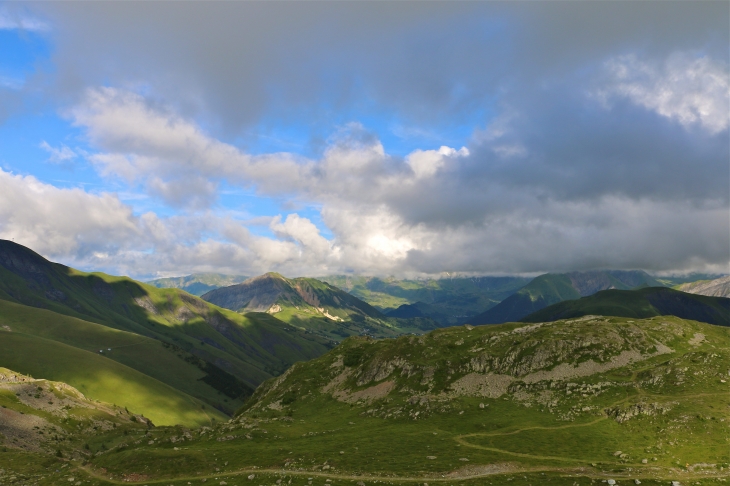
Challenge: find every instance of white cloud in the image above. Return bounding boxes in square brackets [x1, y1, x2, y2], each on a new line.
[71, 87, 310, 208]
[0, 169, 143, 257]
[0, 165, 726, 279]
[406, 146, 469, 178]
[39, 141, 77, 163]
[38, 85, 728, 278]
[0, 10, 48, 32]
[270, 214, 334, 258]
[595, 52, 730, 134]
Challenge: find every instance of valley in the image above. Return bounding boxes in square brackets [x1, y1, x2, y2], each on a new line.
[0, 241, 728, 486]
[0, 241, 332, 422]
[3, 4, 727, 485]
[1, 315, 728, 485]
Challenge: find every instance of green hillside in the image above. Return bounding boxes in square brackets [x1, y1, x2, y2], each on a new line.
[523, 287, 730, 326]
[146, 273, 249, 296]
[65, 316, 729, 486]
[0, 240, 331, 417]
[468, 274, 581, 324]
[0, 332, 223, 427]
[0, 299, 249, 418]
[322, 275, 530, 324]
[469, 270, 665, 325]
[203, 273, 438, 341]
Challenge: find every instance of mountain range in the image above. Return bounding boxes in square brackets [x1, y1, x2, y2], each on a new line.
[0, 239, 728, 486]
[201, 272, 438, 341]
[148, 271, 728, 328]
[676, 275, 730, 298]
[321, 275, 530, 325]
[468, 270, 668, 324]
[146, 273, 249, 296]
[522, 286, 730, 326]
[0, 240, 331, 424]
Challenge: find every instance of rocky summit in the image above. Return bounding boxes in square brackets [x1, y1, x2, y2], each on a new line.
[202, 272, 438, 341]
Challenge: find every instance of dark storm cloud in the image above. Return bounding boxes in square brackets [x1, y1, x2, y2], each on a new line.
[23, 1, 728, 130]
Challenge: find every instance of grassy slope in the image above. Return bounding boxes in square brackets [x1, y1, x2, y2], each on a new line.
[0, 264, 329, 381]
[0, 299, 249, 416]
[522, 287, 730, 326]
[0, 332, 224, 427]
[0, 241, 330, 378]
[82, 316, 729, 485]
[0, 366, 153, 459]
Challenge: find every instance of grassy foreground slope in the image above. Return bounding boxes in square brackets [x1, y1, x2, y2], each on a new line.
[0, 332, 223, 427]
[0, 240, 331, 416]
[522, 287, 730, 326]
[0, 299, 232, 423]
[203, 273, 438, 341]
[79, 316, 729, 486]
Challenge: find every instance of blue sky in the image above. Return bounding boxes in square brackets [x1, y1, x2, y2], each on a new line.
[0, 2, 727, 279]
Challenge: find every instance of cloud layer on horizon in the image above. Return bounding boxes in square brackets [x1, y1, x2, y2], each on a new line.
[1, 2, 728, 279]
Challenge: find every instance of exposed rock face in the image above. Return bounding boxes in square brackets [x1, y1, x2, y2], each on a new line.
[604, 401, 675, 423]
[678, 275, 730, 298]
[566, 271, 622, 296]
[203, 273, 290, 312]
[202, 272, 387, 324]
[0, 368, 146, 453]
[240, 316, 705, 420]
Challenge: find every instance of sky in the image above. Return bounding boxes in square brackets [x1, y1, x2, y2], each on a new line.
[0, 1, 728, 280]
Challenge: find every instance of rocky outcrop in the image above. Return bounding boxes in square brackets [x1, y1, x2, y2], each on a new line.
[678, 275, 730, 298]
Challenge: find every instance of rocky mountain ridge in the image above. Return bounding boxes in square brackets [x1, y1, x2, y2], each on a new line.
[203, 272, 438, 340]
[677, 275, 730, 298]
[146, 273, 249, 296]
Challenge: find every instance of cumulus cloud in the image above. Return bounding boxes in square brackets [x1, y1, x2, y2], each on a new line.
[56, 80, 728, 277]
[0, 169, 143, 258]
[71, 87, 311, 208]
[2, 2, 728, 278]
[406, 146, 469, 178]
[594, 53, 730, 134]
[0, 168, 342, 278]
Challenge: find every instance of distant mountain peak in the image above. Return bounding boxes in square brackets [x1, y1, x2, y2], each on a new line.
[469, 270, 667, 325]
[677, 275, 730, 298]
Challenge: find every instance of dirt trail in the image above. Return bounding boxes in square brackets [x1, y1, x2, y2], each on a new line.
[73, 462, 730, 485]
[455, 390, 729, 465]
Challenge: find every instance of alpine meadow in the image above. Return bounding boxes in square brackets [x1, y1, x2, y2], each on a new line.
[0, 2, 728, 486]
